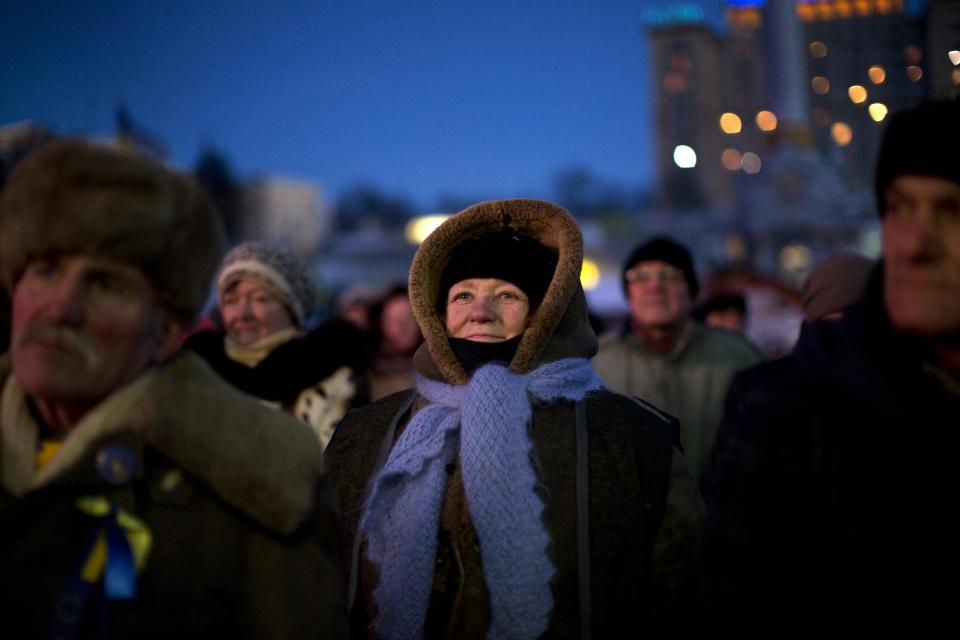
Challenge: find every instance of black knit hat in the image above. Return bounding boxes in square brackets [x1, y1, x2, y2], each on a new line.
[622, 236, 699, 298]
[875, 100, 960, 215]
[438, 230, 558, 309]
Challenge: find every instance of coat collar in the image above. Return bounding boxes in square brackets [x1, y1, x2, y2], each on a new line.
[0, 351, 320, 534]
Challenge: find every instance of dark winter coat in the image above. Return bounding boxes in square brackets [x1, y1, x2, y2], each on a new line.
[186, 317, 369, 446]
[699, 269, 959, 634]
[324, 199, 704, 638]
[0, 351, 350, 639]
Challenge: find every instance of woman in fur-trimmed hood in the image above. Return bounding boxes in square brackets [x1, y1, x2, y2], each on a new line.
[324, 199, 704, 639]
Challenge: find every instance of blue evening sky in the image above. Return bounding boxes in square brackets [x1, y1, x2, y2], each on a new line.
[2, 1, 725, 209]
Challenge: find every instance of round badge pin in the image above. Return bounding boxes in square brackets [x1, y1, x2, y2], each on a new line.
[95, 443, 136, 485]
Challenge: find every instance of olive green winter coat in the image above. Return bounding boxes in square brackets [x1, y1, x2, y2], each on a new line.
[0, 351, 350, 639]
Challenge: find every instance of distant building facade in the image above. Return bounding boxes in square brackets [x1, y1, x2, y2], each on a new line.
[239, 176, 331, 256]
[648, 0, 959, 208]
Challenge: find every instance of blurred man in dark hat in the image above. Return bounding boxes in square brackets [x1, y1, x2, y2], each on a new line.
[0, 139, 348, 638]
[700, 100, 960, 634]
[593, 236, 764, 483]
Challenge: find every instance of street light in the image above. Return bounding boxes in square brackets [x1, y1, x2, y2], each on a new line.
[404, 214, 450, 245]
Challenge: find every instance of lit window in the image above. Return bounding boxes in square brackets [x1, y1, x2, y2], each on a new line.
[756, 110, 778, 132]
[868, 66, 886, 84]
[809, 41, 828, 58]
[949, 50, 960, 66]
[831, 122, 853, 146]
[720, 113, 743, 134]
[952, 68, 960, 86]
[848, 85, 868, 104]
[905, 45, 922, 64]
[836, 0, 854, 18]
[854, 0, 871, 16]
[673, 145, 697, 169]
[741, 152, 762, 174]
[663, 71, 688, 93]
[906, 65, 923, 82]
[811, 76, 830, 94]
[868, 103, 888, 122]
[721, 148, 742, 171]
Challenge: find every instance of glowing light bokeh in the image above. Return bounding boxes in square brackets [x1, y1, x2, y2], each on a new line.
[720, 112, 743, 134]
[673, 145, 697, 168]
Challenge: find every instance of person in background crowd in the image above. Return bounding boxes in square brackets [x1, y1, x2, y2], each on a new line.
[799, 251, 875, 322]
[365, 283, 423, 401]
[325, 199, 703, 638]
[593, 236, 764, 484]
[700, 100, 960, 634]
[693, 292, 748, 333]
[0, 139, 348, 638]
[185, 242, 368, 449]
[334, 283, 378, 331]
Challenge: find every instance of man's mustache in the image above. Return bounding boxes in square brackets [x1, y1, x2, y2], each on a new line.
[18, 323, 98, 366]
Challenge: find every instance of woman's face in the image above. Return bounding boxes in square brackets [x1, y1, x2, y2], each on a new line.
[380, 295, 421, 353]
[221, 277, 295, 346]
[444, 278, 531, 342]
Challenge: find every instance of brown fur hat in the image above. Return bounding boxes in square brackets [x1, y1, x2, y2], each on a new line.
[0, 139, 225, 321]
[409, 198, 597, 385]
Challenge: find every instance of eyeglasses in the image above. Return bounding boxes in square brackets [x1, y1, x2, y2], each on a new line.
[624, 265, 686, 286]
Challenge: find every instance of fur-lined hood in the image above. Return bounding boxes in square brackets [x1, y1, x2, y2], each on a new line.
[0, 351, 320, 535]
[409, 199, 597, 385]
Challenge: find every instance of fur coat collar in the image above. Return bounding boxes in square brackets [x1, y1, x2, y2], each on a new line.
[0, 351, 320, 534]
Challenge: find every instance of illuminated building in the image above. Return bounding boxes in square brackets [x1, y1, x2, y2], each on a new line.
[646, 0, 959, 208]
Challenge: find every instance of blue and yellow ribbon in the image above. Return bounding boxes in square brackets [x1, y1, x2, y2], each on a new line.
[74, 496, 152, 599]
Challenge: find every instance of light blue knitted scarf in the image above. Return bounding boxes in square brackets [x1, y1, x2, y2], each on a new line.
[360, 357, 603, 640]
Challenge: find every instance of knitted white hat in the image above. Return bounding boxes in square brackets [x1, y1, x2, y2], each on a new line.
[216, 242, 316, 326]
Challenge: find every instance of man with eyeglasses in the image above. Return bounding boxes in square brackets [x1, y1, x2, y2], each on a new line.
[593, 236, 763, 484]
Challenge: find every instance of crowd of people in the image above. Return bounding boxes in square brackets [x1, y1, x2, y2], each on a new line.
[0, 99, 956, 638]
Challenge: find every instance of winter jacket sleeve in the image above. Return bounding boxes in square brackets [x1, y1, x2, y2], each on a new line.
[648, 447, 705, 633]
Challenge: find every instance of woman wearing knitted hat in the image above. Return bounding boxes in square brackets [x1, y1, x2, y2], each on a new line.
[185, 241, 368, 448]
[324, 199, 703, 639]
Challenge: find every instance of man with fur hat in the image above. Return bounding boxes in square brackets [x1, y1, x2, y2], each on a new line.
[593, 236, 764, 484]
[324, 199, 704, 638]
[185, 241, 368, 449]
[0, 139, 349, 638]
[699, 100, 960, 634]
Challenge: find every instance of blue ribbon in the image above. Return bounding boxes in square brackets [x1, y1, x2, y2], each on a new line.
[48, 502, 140, 640]
[102, 505, 137, 600]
